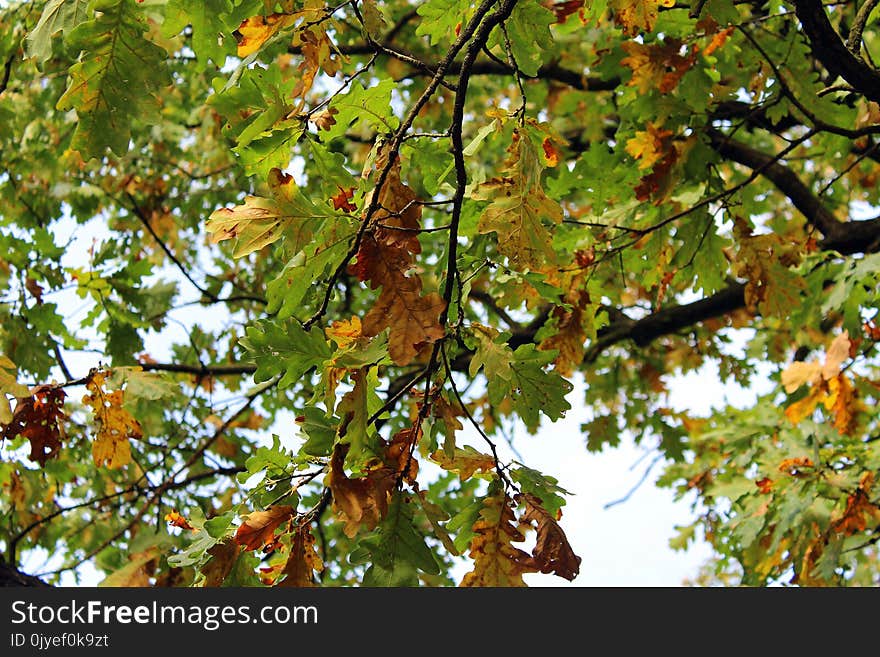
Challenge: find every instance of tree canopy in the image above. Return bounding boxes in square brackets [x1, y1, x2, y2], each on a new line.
[1, 0, 879, 587]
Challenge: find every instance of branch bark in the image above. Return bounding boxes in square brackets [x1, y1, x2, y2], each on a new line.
[707, 129, 880, 254]
[793, 0, 880, 104]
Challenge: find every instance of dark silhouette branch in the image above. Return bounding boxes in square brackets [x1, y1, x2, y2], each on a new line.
[707, 129, 880, 254]
[793, 0, 880, 104]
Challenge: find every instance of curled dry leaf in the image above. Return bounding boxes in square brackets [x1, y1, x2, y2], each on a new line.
[234, 505, 295, 551]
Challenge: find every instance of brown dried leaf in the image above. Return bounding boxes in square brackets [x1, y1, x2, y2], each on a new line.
[520, 493, 581, 581]
[278, 525, 324, 587]
[326, 445, 395, 537]
[234, 505, 295, 551]
[201, 540, 241, 587]
[1, 386, 67, 467]
[350, 154, 445, 365]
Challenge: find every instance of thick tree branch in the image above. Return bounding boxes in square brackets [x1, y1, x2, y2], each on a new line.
[584, 283, 747, 362]
[793, 0, 880, 104]
[707, 129, 880, 253]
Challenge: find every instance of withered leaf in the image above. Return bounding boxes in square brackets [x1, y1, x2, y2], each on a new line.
[326, 444, 395, 538]
[234, 505, 295, 551]
[278, 524, 324, 587]
[460, 489, 536, 587]
[201, 540, 241, 587]
[2, 385, 67, 467]
[520, 493, 581, 581]
[83, 370, 141, 469]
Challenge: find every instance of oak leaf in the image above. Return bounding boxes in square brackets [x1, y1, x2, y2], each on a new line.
[235, 13, 297, 57]
[621, 40, 695, 95]
[821, 331, 851, 381]
[207, 168, 337, 258]
[326, 444, 395, 538]
[165, 510, 195, 532]
[460, 489, 537, 586]
[625, 122, 674, 170]
[520, 493, 581, 581]
[475, 128, 563, 269]
[825, 374, 860, 436]
[350, 153, 445, 365]
[83, 371, 141, 469]
[831, 472, 880, 535]
[278, 525, 324, 587]
[609, 0, 676, 36]
[430, 445, 497, 481]
[201, 540, 241, 587]
[781, 361, 822, 393]
[1, 385, 67, 467]
[234, 505, 295, 551]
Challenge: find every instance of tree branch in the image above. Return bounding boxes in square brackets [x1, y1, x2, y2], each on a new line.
[793, 0, 880, 104]
[707, 129, 880, 253]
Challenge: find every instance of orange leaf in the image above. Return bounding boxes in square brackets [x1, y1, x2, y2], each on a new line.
[755, 477, 774, 494]
[541, 137, 560, 167]
[165, 510, 195, 532]
[330, 186, 356, 212]
[234, 505, 295, 551]
[520, 493, 581, 581]
[777, 457, 814, 477]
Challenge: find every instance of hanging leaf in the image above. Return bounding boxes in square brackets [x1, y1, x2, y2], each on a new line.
[83, 371, 141, 469]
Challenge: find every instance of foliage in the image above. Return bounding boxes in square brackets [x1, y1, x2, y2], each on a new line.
[1, 0, 879, 587]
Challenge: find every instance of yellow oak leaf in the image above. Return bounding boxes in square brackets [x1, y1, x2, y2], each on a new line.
[461, 490, 536, 587]
[609, 0, 676, 36]
[784, 385, 826, 426]
[825, 374, 861, 436]
[325, 316, 363, 348]
[475, 128, 563, 269]
[625, 122, 674, 170]
[207, 168, 335, 258]
[621, 40, 695, 95]
[235, 13, 297, 57]
[430, 445, 497, 481]
[83, 371, 141, 469]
